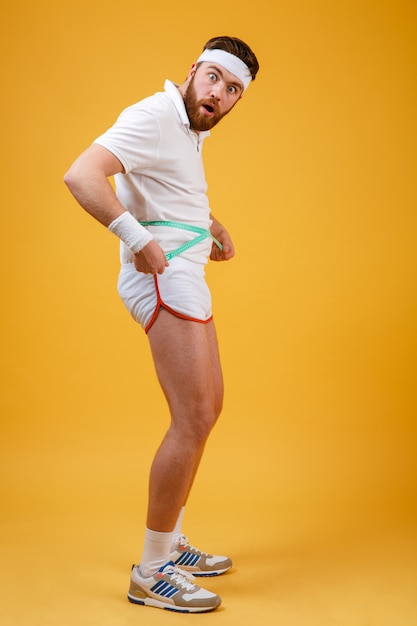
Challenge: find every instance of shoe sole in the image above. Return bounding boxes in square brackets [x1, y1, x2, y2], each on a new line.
[127, 593, 220, 613]
[181, 566, 232, 577]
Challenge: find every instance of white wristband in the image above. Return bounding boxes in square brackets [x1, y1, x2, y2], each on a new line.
[108, 212, 153, 254]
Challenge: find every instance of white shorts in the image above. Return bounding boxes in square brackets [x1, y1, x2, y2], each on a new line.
[117, 256, 213, 333]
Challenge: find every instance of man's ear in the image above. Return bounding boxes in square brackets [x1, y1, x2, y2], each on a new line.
[188, 62, 197, 79]
[179, 63, 198, 96]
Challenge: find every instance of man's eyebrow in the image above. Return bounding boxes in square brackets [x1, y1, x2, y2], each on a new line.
[206, 64, 243, 90]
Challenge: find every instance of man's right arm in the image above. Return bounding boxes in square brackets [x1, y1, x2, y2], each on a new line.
[64, 144, 168, 274]
[64, 143, 126, 226]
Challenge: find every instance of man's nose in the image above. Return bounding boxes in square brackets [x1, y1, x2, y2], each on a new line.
[209, 82, 223, 99]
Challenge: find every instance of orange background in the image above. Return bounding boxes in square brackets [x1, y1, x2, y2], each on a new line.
[1, 1, 416, 624]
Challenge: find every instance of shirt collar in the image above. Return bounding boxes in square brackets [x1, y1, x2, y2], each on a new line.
[164, 79, 211, 139]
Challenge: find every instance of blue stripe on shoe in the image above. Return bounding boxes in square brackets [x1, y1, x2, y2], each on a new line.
[175, 553, 187, 566]
[165, 586, 179, 598]
[176, 552, 200, 567]
[188, 554, 200, 567]
[151, 580, 168, 593]
[151, 581, 179, 597]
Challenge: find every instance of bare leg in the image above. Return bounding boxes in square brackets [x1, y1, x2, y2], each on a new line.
[146, 311, 224, 532]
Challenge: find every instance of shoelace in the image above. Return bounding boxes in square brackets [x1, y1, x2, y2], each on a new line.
[164, 565, 196, 591]
[178, 535, 209, 557]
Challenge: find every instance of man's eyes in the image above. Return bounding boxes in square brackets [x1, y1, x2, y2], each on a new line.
[208, 73, 238, 94]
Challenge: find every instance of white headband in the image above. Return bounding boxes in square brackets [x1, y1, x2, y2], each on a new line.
[196, 48, 252, 91]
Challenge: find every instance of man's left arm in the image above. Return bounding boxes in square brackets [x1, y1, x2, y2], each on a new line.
[209, 214, 235, 261]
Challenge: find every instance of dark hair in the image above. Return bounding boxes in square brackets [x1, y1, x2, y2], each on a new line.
[202, 36, 259, 81]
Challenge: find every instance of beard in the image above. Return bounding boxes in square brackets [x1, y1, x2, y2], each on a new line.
[183, 75, 230, 131]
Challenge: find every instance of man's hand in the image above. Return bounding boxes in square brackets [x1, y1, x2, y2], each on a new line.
[209, 216, 235, 261]
[134, 240, 169, 274]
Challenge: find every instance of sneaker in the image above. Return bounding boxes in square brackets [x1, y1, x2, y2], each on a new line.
[127, 562, 221, 613]
[170, 535, 232, 577]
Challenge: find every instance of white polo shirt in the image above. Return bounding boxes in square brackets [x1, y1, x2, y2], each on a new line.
[94, 80, 212, 264]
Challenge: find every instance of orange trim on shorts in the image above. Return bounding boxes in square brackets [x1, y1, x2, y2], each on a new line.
[145, 275, 213, 334]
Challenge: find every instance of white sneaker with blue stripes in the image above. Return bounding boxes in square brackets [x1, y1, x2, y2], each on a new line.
[170, 535, 233, 577]
[128, 562, 221, 613]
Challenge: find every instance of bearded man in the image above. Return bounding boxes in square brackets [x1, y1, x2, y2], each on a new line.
[64, 35, 259, 613]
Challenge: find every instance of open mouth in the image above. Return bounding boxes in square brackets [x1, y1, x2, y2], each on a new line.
[202, 103, 215, 114]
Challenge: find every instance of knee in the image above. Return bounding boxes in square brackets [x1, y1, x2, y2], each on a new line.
[168, 381, 224, 445]
[189, 405, 219, 444]
[179, 397, 223, 445]
[201, 386, 224, 432]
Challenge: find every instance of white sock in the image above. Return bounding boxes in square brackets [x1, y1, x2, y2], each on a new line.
[139, 528, 173, 578]
[172, 506, 186, 543]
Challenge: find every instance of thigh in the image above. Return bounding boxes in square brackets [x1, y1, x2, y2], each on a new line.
[147, 311, 224, 420]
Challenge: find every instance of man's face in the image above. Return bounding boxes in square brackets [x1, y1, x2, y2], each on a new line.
[183, 62, 243, 131]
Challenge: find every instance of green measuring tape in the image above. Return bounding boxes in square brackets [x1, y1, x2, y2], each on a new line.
[140, 220, 223, 261]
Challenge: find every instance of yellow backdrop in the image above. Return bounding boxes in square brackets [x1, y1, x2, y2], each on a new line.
[1, 1, 416, 624]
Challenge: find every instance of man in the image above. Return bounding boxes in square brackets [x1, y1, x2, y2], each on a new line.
[64, 35, 259, 613]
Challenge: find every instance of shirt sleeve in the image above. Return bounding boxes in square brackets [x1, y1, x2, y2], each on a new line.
[93, 103, 160, 174]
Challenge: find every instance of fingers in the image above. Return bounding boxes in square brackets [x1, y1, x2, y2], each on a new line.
[157, 261, 169, 274]
[211, 245, 234, 261]
[135, 242, 169, 274]
[135, 258, 169, 274]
